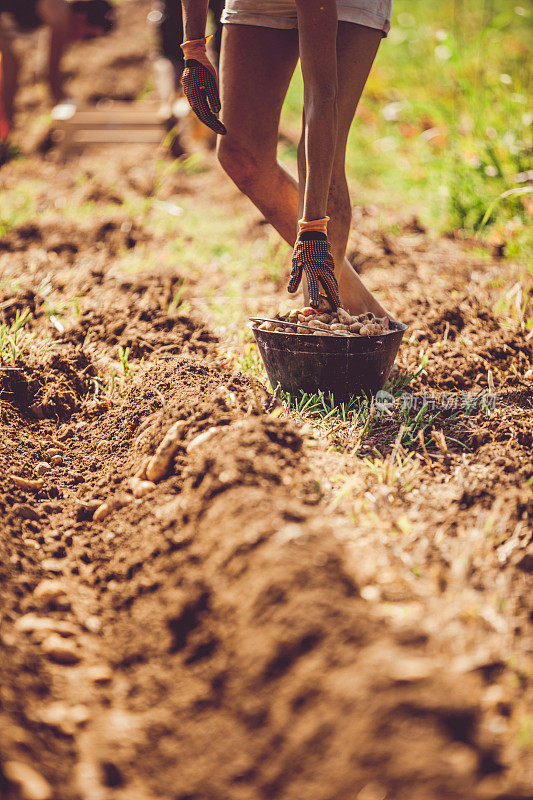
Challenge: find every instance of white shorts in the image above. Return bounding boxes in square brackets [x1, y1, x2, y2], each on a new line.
[221, 0, 392, 37]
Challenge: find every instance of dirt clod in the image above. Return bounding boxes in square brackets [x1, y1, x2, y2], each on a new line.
[13, 503, 41, 521]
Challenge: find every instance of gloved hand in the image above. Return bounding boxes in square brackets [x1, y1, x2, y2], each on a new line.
[288, 218, 340, 310]
[181, 36, 226, 136]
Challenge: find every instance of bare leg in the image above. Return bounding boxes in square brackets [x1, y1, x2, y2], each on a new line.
[218, 24, 300, 245]
[218, 22, 385, 315]
[298, 23, 385, 314]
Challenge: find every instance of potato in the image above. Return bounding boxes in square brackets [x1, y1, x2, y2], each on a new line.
[146, 420, 187, 482]
[93, 502, 111, 522]
[93, 495, 130, 521]
[263, 307, 396, 340]
[337, 307, 354, 325]
[128, 477, 156, 498]
[308, 319, 331, 331]
[46, 449, 63, 461]
[330, 323, 349, 331]
[10, 475, 44, 492]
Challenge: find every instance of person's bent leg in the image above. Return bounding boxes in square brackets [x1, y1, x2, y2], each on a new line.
[217, 23, 300, 245]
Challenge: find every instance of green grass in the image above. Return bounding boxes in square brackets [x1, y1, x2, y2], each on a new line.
[278, 364, 492, 453]
[0, 181, 40, 236]
[281, 0, 532, 256]
[0, 309, 34, 364]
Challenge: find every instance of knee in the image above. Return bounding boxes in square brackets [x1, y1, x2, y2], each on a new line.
[217, 135, 269, 193]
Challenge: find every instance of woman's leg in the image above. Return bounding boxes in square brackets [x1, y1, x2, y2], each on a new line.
[217, 24, 300, 245]
[298, 22, 385, 314]
[218, 21, 385, 315]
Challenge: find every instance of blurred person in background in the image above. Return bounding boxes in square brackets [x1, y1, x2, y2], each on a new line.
[0, 0, 115, 141]
[179, 0, 390, 314]
[151, 0, 223, 118]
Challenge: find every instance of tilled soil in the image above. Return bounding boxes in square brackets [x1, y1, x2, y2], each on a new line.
[1, 3, 532, 799]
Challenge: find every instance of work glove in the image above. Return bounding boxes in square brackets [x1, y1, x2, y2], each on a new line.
[288, 218, 340, 310]
[181, 36, 226, 136]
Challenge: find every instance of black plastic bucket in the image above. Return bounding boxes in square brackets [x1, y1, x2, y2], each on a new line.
[252, 320, 407, 401]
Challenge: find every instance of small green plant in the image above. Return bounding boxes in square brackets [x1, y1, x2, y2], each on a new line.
[118, 345, 131, 376]
[173, 153, 208, 175]
[0, 309, 33, 364]
[168, 286, 191, 315]
[235, 343, 266, 378]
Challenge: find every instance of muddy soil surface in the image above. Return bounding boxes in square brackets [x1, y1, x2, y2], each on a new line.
[1, 2, 532, 799]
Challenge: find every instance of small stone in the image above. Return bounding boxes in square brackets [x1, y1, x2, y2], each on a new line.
[42, 633, 80, 664]
[87, 664, 113, 685]
[45, 529, 63, 541]
[45, 448, 63, 458]
[33, 579, 67, 606]
[84, 615, 101, 633]
[67, 471, 85, 484]
[14, 503, 40, 521]
[3, 760, 52, 800]
[41, 559, 64, 574]
[360, 585, 380, 602]
[70, 703, 91, 726]
[35, 462, 51, 476]
[50, 455, 63, 466]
